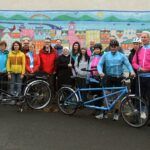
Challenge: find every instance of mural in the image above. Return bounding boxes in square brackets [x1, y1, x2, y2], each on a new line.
[0, 10, 149, 53]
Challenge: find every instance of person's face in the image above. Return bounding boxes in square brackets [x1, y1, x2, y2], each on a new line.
[63, 48, 69, 55]
[45, 45, 50, 52]
[74, 44, 79, 50]
[110, 46, 118, 52]
[56, 40, 62, 46]
[23, 40, 29, 49]
[45, 39, 51, 46]
[94, 48, 101, 54]
[81, 48, 86, 55]
[141, 33, 150, 45]
[14, 43, 20, 51]
[133, 43, 140, 50]
[90, 41, 95, 48]
[0, 44, 6, 51]
[29, 44, 35, 52]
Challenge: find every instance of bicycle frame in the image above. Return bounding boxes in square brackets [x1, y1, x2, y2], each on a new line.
[68, 85, 128, 111]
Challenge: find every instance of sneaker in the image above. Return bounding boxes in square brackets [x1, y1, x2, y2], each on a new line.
[95, 112, 104, 119]
[113, 113, 119, 121]
[104, 112, 108, 119]
[113, 110, 120, 121]
[140, 112, 147, 119]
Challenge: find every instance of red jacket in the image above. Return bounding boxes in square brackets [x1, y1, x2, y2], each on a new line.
[26, 52, 40, 73]
[39, 49, 57, 74]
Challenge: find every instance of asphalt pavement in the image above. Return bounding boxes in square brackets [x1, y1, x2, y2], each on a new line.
[0, 106, 149, 150]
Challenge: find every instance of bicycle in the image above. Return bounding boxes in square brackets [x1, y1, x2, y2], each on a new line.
[0, 73, 51, 112]
[57, 69, 149, 128]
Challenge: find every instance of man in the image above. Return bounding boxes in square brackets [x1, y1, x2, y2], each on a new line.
[132, 31, 150, 126]
[54, 39, 63, 56]
[39, 38, 57, 104]
[104, 35, 123, 53]
[96, 39, 135, 120]
[22, 39, 30, 54]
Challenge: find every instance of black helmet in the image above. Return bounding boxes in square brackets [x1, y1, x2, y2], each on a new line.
[109, 39, 119, 47]
[94, 43, 103, 50]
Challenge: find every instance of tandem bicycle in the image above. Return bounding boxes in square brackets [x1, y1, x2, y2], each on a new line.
[57, 69, 149, 128]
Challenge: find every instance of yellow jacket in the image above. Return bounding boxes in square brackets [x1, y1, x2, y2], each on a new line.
[7, 50, 25, 74]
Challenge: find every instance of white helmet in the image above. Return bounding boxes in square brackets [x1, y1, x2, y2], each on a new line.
[132, 38, 141, 43]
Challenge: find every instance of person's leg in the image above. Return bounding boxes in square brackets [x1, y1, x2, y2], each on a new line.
[9, 74, 16, 95]
[16, 74, 22, 96]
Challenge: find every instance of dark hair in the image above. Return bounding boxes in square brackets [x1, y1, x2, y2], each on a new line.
[45, 37, 51, 41]
[0, 41, 7, 47]
[43, 45, 54, 53]
[94, 43, 103, 50]
[12, 41, 22, 50]
[72, 41, 81, 56]
[77, 47, 90, 67]
[109, 39, 119, 47]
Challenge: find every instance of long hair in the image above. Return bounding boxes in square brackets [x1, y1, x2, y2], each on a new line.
[77, 47, 90, 67]
[72, 41, 81, 56]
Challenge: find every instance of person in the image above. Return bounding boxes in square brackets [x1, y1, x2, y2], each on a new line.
[132, 31, 150, 121]
[56, 47, 74, 89]
[25, 43, 40, 74]
[54, 39, 63, 56]
[97, 39, 135, 120]
[7, 41, 25, 96]
[104, 35, 123, 53]
[0, 41, 9, 91]
[22, 39, 30, 54]
[87, 40, 95, 56]
[88, 43, 103, 116]
[71, 41, 81, 61]
[75, 47, 90, 101]
[39, 38, 57, 102]
[128, 38, 142, 94]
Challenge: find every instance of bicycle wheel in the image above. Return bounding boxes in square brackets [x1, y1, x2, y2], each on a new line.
[121, 96, 149, 128]
[24, 80, 51, 109]
[57, 87, 78, 115]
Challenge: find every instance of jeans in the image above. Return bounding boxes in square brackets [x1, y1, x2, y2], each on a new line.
[9, 73, 22, 96]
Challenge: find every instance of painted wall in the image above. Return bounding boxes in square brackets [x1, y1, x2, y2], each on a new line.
[0, 0, 149, 52]
[0, 0, 149, 10]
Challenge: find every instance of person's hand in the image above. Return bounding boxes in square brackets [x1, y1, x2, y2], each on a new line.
[99, 73, 105, 78]
[130, 72, 136, 77]
[20, 74, 24, 79]
[8, 74, 11, 80]
[140, 68, 150, 72]
[68, 63, 72, 67]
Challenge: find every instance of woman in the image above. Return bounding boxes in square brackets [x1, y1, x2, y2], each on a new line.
[7, 41, 25, 96]
[71, 41, 81, 61]
[75, 47, 90, 101]
[26, 43, 40, 74]
[56, 47, 74, 89]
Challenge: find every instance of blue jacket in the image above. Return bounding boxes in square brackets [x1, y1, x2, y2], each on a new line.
[0, 49, 9, 73]
[97, 51, 133, 77]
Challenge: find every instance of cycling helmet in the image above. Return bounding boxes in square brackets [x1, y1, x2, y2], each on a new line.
[132, 38, 141, 43]
[109, 39, 119, 47]
[93, 43, 103, 50]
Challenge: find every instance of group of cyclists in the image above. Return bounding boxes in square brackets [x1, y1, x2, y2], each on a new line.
[0, 30, 150, 125]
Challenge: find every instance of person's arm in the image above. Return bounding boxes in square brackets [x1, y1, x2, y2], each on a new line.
[97, 54, 105, 74]
[33, 54, 40, 73]
[21, 53, 26, 75]
[132, 52, 140, 71]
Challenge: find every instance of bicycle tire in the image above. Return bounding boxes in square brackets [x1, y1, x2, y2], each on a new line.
[57, 87, 78, 115]
[121, 95, 149, 128]
[24, 80, 51, 109]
